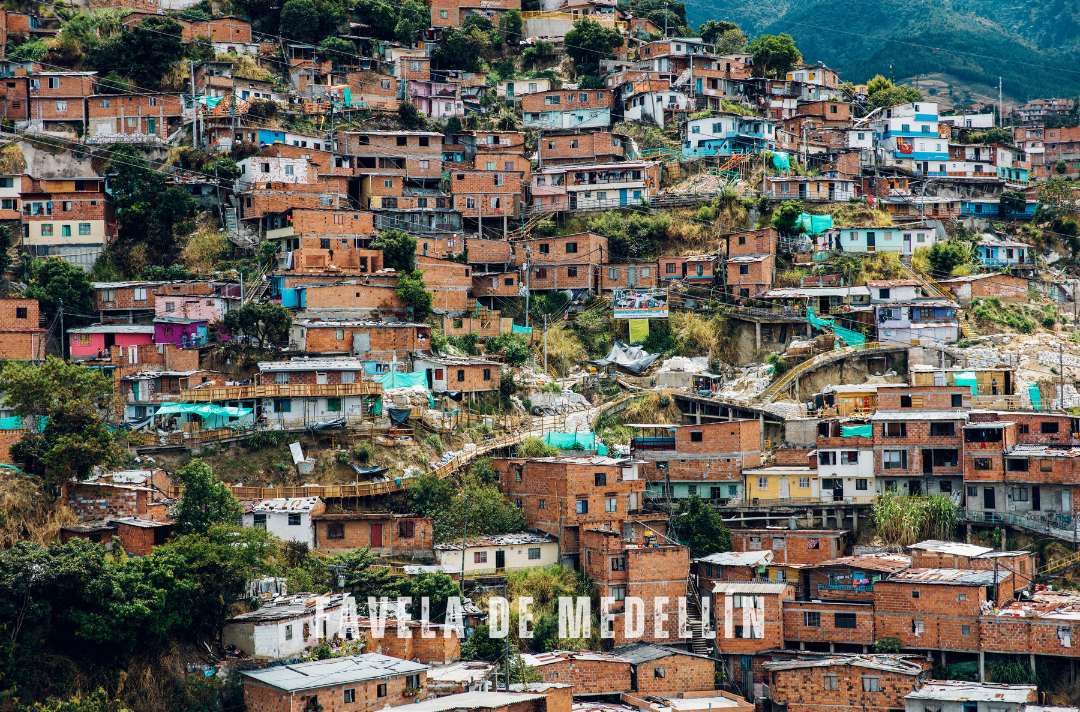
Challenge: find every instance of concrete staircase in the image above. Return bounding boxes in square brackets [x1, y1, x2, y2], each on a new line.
[684, 575, 712, 656]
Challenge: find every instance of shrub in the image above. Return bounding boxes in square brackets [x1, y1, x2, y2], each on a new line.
[517, 437, 559, 457]
[243, 430, 290, 450]
[353, 441, 373, 463]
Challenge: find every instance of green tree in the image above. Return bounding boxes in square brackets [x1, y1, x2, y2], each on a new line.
[522, 40, 554, 65]
[672, 495, 732, 559]
[1, 358, 122, 499]
[398, 100, 427, 130]
[328, 546, 392, 603]
[319, 36, 356, 64]
[1038, 176, 1079, 216]
[1057, 159, 1069, 175]
[106, 144, 195, 268]
[88, 16, 184, 90]
[354, 0, 399, 39]
[749, 33, 801, 76]
[280, 0, 320, 42]
[9, 39, 49, 63]
[370, 229, 417, 271]
[396, 270, 434, 317]
[0, 225, 13, 273]
[172, 459, 244, 535]
[221, 302, 294, 350]
[868, 85, 921, 109]
[499, 9, 523, 45]
[394, 0, 427, 45]
[999, 189, 1027, 217]
[698, 20, 737, 44]
[409, 474, 526, 542]
[866, 74, 892, 95]
[210, 155, 242, 183]
[395, 571, 459, 618]
[771, 200, 806, 236]
[23, 256, 93, 325]
[460, 623, 507, 661]
[927, 240, 970, 276]
[564, 19, 624, 74]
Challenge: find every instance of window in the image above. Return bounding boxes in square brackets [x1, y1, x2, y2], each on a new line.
[611, 556, 626, 571]
[40, 224, 52, 236]
[55, 101, 67, 112]
[285, 624, 293, 640]
[1043, 421, 1061, 434]
[885, 422, 907, 437]
[883, 450, 907, 469]
[690, 430, 703, 442]
[856, 479, 868, 491]
[567, 266, 578, 278]
[799, 477, 810, 489]
[595, 472, 607, 486]
[757, 477, 768, 490]
[1013, 487, 1029, 502]
[326, 398, 342, 412]
[739, 264, 749, 275]
[14, 307, 26, 319]
[912, 590, 920, 599]
[61, 225, 71, 237]
[862, 678, 880, 693]
[474, 551, 488, 564]
[399, 521, 416, 537]
[565, 242, 578, 253]
[824, 675, 839, 691]
[288, 513, 301, 526]
[804, 611, 821, 627]
[327, 522, 345, 539]
[576, 500, 588, 514]
[377, 684, 387, 698]
[482, 368, 492, 381]
[605, 497, 617, 513]
[343, 689, 356, 704]
[973, 458, 992, 471]
[457, 369, 465, 382]
[930, 422, 956, 437]
[611, 586, 626, 601]
[835, 613, 857, 629]
[538, 499, 546, 509]
[261, 163, 270, 173]
[666, 262, 677, 274]
[819, 451, 835, 466]
[962, 625, 971, 635]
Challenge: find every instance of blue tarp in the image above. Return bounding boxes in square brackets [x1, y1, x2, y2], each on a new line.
[842, 424, 872, 438]
[953, 371, 978, 397]
[513, 325, 533, 334]
[1029, 383, 1043, 410]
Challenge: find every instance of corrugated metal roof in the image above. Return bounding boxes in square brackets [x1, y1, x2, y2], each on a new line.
[694, 550, 773, 567]
[251, 497, 321, 513]
[763, 655, 925, 675]
[908, 540, 994, 557]
[711, 581, 792, 594]
[614, 643, 711, 664]
[886, 567, 1009, 586]
[242, 653, 428, 691]
[904, 682, 1036, 703]
[434, 532, 557, 550]
[259, 359, 371, 371]
[808, 553, 911, 572]
[870, 410, 969, 421]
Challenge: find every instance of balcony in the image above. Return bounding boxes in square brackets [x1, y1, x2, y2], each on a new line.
[181, 381, 383, 402]
[818, 583, 873, 592]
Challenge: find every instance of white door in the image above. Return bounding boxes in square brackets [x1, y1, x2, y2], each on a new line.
[1063, 489, 1072, 513]
[778, 478, 790, 499]
[811, 479, 820, 499]
[316, 372, 328, 384]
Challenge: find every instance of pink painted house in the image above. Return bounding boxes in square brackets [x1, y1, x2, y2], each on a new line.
[154, 295, 233, 322]
[68, 324, 156, 361]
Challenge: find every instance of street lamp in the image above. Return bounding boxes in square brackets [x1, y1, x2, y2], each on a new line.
[458, 491, 470, 595]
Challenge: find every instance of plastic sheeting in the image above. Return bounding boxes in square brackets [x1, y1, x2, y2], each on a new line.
[772, 152, 791, 174]
[375, 371, 428, 389]
[953, 371, 978, 396]
[513, 324, 533, 334]
[1029, 384, 1043, 410]
[388, 408, 412, 425]
[542, 432, 608, 455]
[798, 213, 834, 235]
[588, 342, 659, 374]
[628, 319, 649, 344]
[155, 403, 254, 429]
[842, 424, 872, 438]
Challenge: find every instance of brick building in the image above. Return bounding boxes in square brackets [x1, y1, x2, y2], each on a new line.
[449, 169, 522, 238]
[537, 132, 630, 166]
[428, 0, 520, 27]
[806, 553, 912, 603]
[0, 297, 45, 360]
[764, 654, 928, 712]
[412, 355, 501, 395]
[416, 256, 471, 313]
[728, 528, 847, 566]
[113, 517, 174, 556]
[62, 469, 173, 521]
[493, 456, 646, 564]
[725, 227, 778, 258]
[871, 410, 967, 497]
[907, 540, 1035, 592]
[311, 512, 434, 557]
[633, 420, 760, 504]
[726, 255, 773, 299]
[22, 71, 96, 134]
[22, 177, 116, 269]
[522, 651, 631, 693]
[289, 319, 431, 359]
[711, 582, 795, 674]
[615, 644, 715, 695]
[85, 93, 184, 143]
[242, 653, 428, 712]
[363, 621, 461, 666]
[658, 255, 717, 286]
[582, 522, 691, 644]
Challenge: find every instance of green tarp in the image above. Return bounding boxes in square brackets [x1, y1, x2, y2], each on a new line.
[513, 325, 533, 334]
[0, 415, 45, 432]
[798, 213, 834, 235]
[542, 432, 608, 455]
[375, 371, 428, 389]
[772, 152, 791, 174]
[953, 371, 978, 397]
[156, 403, 253, 429]
[342, 87, 352, 106]
[842, 424, 872, 438]
[806, 306, 866, 349]
[1028, 383, 1043, 410]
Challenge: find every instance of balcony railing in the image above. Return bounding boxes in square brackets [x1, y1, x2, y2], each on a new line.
[818, 583, 873, 592]
[181, 381, 383, 402]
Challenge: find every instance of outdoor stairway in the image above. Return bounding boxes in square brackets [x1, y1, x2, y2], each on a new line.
[684, 574, 712, 656]
[508, 212, 546, 240]
[1038, 550, 1080, 578]
[243, 262, 272, 305]
[960, 321, 978, 339]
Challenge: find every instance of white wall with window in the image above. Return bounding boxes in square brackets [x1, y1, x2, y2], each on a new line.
[241, 497, 324, 547]
[435, 533, 558, 574]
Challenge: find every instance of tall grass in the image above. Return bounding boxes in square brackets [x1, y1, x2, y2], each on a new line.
[871, 491, 958, 546]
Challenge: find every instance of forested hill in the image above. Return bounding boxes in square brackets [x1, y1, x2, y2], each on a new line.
[684, 0, 1080, 99]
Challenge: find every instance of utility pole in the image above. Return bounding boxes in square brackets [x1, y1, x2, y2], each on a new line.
[190, 61, 198, 149]
[998, 77, 1003, 129]
[58, 299, 63, 360]
[1061, 343, 1065, 411]
[524, 247, 531, 327]
[543, 313, 548, 375]
[664, 2, 668, 39]
[459, 490, 470, 595]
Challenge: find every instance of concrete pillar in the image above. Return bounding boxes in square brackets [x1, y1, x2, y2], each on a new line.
[940, 650, 946, 668]
[799, 642, 806, 650]
[759, 414, 765, 449]
[727, 409, 733, 421]
[979, 651, 985, 682]
[828, 642, 835, 653]
[1030, 653, 1036, 673]
[807, 322, 812, 337]
[852, 507, 858, 532]
[862, 645, 868, 654]
[755, 321, 761, 349]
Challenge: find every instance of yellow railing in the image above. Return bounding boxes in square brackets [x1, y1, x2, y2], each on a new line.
[520, 10, 627, 28]
[181, 382, 383, 402]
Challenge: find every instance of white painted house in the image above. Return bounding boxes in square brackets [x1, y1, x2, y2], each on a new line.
[243, 497, 325, 547]
[222, 593, 349, 659]
[434, 532, 559, 575]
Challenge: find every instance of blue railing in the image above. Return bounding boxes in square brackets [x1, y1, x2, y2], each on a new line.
[818, 584, 873, 592]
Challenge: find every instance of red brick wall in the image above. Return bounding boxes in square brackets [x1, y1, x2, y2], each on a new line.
[449, 171, 521, 217]
[515, 233, 608, 265]
[538, 132, 627, 165]
[712, 589, 791, 654]
[115, 522, 170, 556]
[727, 259, 773, 297]
[292, 210, 376, 237]
[782, 599, 875, 644]
[522, 89, 611, 113]
[872, 418, 964, 477]
[633, 654, 714, 695]
[416, 256, 470, 312]
[876, 386, 972, 411]
[423, 361, 501, 393]
[768, 663, 922, 712]
[535, 658, 631, 693]
[872, 580, 990, 651]
[729, 531, 844, 565]
[301, 323, 430, 356]
[302, 283, 407, 314]
[726, 228, 777, 257]
[312, 515, 433, 556]
[600, 263, 657, 291]
[244, 669, 428, 712]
